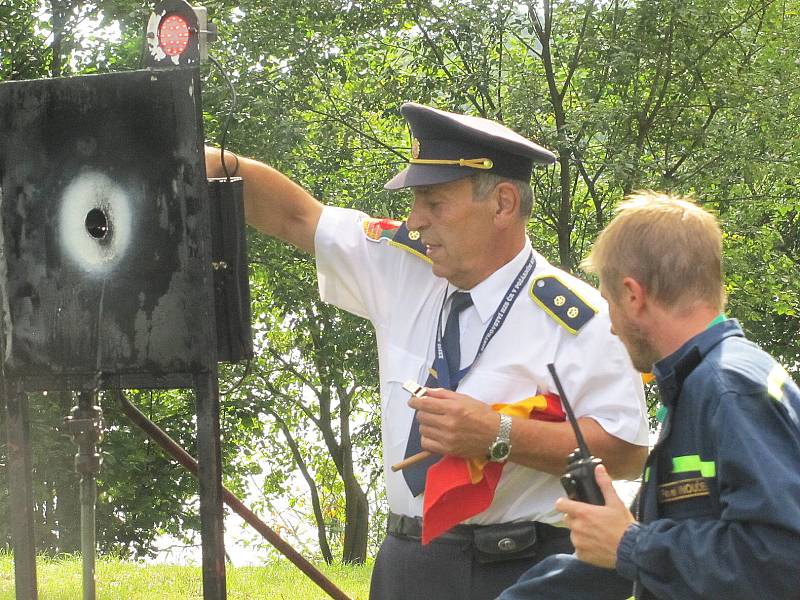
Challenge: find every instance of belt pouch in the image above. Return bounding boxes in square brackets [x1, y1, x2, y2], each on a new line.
[472, 521, 539, 564]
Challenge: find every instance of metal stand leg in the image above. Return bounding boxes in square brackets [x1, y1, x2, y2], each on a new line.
[64, 391, 104, 600]
[5, 384, 39, 600]
[195, 373, 227, 599]
[79, 475, 97, 600]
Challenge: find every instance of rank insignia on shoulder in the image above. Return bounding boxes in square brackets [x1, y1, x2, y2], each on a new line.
[362, 218, 431, 263]
[529, 275, 597, 334]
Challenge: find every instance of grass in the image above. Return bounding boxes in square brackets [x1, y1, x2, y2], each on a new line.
[0, 554, 372, 599]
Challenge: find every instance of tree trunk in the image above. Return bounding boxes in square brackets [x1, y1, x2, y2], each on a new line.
[341, 468, 369, 564]
[271, 408, 335, 563]
[49, 0, 66, 78]
[532, 0, 575, 271]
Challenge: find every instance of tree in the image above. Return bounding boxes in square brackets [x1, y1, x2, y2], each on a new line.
[0, 0, 50, 80]
[0, 0, 284, 559]
[199, 0, 798, 562]
[2, 0, 797, 565]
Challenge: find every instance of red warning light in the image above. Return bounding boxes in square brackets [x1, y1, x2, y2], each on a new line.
[158, 14, 191, 56]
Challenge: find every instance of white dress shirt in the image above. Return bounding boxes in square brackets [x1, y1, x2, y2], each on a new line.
[315, 206, 648, 524]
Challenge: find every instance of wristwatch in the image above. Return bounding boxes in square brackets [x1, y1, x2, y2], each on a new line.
[487, 413, 512, 462]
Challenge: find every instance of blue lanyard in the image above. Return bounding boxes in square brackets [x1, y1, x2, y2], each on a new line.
[432, 251, 536, 390]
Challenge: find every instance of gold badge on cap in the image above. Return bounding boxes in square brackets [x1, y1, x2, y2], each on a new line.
[411, 138, 421, 159]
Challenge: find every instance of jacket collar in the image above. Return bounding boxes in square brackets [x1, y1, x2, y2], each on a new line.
[654, 319, 744, 406]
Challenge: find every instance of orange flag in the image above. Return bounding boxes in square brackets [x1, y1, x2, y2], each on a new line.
[421, 393, 565, 544]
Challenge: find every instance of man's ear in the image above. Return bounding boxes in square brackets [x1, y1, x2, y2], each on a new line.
[621, 276, 647, 314]
[493, 181, 520, 226]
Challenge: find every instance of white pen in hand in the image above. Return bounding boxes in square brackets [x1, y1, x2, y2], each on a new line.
[390, 381, 431, 472]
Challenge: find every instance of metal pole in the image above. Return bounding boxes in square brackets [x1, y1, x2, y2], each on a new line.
[80, 475, 97, 600]
[4, 383, 39, 600]
[64, 391, 103, 600]
[194, 373, 227, 600]
[117, 391, 353, 600]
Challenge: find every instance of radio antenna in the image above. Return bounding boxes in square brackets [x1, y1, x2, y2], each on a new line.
[547, 363, 590, 458]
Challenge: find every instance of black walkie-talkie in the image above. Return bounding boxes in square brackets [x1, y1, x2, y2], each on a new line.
[547, 363, 605, 505]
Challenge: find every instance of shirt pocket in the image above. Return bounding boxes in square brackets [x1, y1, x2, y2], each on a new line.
[380, 344, 429, 453]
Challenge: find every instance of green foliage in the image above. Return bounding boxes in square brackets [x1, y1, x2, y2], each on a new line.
[1, 0, 798, 567]
[199, 0, 799, 561]
[0, 0, 51, 80]
[0, 389, 266, 559]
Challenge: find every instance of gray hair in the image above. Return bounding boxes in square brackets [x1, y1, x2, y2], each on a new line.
[471, 172, 533, 219]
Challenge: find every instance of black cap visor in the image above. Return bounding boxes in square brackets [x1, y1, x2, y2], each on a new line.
[384, 163, 473, 190]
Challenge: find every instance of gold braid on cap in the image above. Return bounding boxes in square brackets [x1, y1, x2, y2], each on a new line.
[409, 157, 494, 170]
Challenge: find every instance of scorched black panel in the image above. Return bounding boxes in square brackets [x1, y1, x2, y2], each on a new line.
[0, 68, 215, 379]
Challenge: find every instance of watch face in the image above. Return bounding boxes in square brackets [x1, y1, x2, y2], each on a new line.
[491, 441, 510, 461]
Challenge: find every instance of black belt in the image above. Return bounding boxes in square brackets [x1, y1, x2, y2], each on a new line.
[387, 512, 570, 563]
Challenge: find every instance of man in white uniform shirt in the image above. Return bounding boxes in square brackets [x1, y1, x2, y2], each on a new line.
[206, 103, 648, 600]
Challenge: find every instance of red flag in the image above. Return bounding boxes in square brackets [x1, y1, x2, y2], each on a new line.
[421, 393, 565, 544]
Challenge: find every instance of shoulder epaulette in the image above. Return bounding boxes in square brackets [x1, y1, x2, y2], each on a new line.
[529, 274, 597, 334]
[362, 218, 431, 263]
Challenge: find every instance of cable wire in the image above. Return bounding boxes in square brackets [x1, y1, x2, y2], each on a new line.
[208, 55, 238, 180]
[219, 358, 253, 396]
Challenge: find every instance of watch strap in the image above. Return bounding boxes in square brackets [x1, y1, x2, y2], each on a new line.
[488, 413, 513, 462]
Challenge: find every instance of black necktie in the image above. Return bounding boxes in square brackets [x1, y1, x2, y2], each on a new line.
[403, 291, 474, 496]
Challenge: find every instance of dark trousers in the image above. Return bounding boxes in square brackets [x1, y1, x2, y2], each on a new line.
[369, 518, 573, 600]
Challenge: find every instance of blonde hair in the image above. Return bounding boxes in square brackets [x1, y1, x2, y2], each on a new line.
[583, 190, 726, 312]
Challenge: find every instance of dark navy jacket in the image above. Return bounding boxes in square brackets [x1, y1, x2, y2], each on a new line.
[499, 320, 800, 600]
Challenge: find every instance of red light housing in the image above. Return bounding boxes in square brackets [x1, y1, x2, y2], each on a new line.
[146, 0, 203, 68]
[158, 14, 191, 56]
